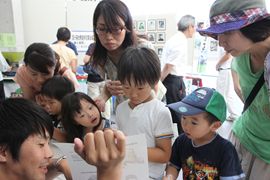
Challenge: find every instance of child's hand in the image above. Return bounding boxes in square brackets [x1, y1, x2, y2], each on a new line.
[106, 80, 124, 96]
[74, 129, 126, 180]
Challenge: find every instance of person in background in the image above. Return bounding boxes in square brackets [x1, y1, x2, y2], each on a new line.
[161, 15, 196, 135]
[54, 40, 78, 56]
[51, 27, 78, 74]
[83, 43, 111, 119]
[116, 47, 174, 179]
[164, 87, 244, 180]
[215, 49, 243, 139]
[198, 0, 270, 178]
[0, 51, 11, 102]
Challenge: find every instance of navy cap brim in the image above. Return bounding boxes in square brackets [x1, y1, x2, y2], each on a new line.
[197, 20, 246, 39]
[167, 101, 205, 116]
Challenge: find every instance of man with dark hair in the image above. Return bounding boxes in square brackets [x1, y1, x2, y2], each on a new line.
[0, 98, 54, 179]
[0, 98, 126, 180]
[54, 27, 78, 55]
[51, 27, 78, 73]
[161, 15, 196, 134]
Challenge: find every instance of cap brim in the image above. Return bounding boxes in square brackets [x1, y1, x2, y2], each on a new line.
[167, 101, 205, 116]
[197, 20, 246, 39]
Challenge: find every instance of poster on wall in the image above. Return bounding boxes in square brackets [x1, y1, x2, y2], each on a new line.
[137, 20, 146, 32]
[147, 19, 156, 31]
[156, 32, 165, 43]
[71, 31, 94, 52]
[157, 19, 166, 30]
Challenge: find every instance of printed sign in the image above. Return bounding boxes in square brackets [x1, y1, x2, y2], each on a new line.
[71, 31, 94, 52]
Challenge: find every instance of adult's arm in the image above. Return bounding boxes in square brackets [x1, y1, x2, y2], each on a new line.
[161, 64, 173, 81]
[216, 52, 232, 71]
[231, 70, 244, 103]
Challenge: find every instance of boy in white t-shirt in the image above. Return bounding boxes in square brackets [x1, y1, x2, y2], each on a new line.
[115, 47, 174, 179]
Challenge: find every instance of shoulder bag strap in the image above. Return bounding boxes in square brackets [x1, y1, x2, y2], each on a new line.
[242, 72, 265, 113]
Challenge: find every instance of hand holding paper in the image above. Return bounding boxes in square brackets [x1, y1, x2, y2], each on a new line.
[74, 129, 126, 180]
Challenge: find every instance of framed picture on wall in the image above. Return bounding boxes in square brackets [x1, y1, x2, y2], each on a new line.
[156, 32, 165, 43]
[157, 19, 166, 30]
[147, 32, 156, 43]
[147, 19, 156, 31]
[137, 20, 146, 32]
[155, 46, 163, 56]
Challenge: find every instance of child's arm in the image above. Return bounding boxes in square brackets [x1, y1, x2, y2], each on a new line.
[162, 164, 179, 180]
[147, 138, 172, 163]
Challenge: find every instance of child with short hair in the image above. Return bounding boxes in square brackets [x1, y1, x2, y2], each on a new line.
[61, 92, 115, 143]
[164, 87, 245, 180]
[116, 47, 174, 179]
[40, 75, 75, 141]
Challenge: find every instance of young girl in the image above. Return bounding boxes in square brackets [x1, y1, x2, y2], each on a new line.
[40, 75, 75, 142]
[116, 47, 174, 179]
[61, 92, 115, 143]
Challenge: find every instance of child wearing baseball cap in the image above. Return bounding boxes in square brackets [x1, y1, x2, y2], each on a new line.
[163, 87, 244, 180]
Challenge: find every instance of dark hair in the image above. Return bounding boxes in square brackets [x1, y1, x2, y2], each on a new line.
[53, 51, 61, 75]
[240, 17, 270, 43]
[117, 47, 160, 87]
[24, 43, 56, 74]
[56, 27, 71, 42]
[40, 75, 75, 101]
[0, 98, 53, 160]
[92, 0, 137, 67]
[61, 92, 102, 142]
[204, 112, 220, 124]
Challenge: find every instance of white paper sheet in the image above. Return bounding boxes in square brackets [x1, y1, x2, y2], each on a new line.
[53, 134, 149, 180]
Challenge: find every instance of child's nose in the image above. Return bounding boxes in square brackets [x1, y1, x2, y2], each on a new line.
[86, 112, 92, 118]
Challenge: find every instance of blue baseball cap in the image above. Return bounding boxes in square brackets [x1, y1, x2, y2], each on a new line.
[167, 87, 227, 123]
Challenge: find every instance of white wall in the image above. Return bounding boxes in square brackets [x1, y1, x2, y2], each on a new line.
[0, 0, 24, 52]
[21, 0, 66, 46]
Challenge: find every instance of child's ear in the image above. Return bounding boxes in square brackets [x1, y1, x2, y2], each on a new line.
[210, 121, 222, 131]
[0, 146, 8, 162]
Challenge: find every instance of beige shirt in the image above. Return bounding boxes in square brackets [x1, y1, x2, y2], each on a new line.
[51, 44, 77, 70]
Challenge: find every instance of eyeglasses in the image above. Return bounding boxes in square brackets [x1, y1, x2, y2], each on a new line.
[95, 26, 125, 36]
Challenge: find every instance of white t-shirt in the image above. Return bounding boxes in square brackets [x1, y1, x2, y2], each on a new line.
[115, 98, 174, 179]
[161, 31, 188, 76]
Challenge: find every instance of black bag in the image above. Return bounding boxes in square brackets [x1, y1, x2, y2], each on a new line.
[83, 63, 99, 76]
